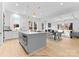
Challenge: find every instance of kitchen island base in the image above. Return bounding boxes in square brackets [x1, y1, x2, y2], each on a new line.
[19, 32, 47, 54]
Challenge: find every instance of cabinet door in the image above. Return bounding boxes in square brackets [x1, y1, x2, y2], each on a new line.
[0, 3, 3, 44]
[28, 33, 46, 53]
[11, 32, 18, 38]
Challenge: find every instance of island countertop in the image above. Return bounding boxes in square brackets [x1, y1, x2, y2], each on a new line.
[19, 31, 47, 34]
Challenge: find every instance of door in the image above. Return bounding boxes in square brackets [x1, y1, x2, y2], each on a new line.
[0, 3, 3, 45]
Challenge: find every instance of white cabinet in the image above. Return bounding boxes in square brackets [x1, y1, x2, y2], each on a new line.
[4, 31, 18, 40]
[62, 30, 70, 38]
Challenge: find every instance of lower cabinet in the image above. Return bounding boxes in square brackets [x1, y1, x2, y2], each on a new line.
[62, 30, 70, 38]
[4, 31, 18, 40]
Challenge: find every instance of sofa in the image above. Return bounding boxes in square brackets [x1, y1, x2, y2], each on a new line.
[70, 31, 79, 38]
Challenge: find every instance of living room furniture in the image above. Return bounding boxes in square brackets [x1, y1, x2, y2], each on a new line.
[70, 31, 79, 38]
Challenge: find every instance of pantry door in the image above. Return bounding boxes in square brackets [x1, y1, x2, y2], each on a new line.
[0, 3, 3, 45]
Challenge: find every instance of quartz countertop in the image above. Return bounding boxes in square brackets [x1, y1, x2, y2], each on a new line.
[19, 31, 46, 34]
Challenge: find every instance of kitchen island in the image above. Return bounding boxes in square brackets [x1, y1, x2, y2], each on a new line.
[19, 31, 47, 54]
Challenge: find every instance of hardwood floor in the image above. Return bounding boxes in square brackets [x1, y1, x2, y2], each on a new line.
[0, 38, 79, 57]
[0, 39, 27, 57]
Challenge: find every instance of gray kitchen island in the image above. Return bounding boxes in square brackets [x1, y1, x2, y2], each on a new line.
[19, 31, 47, 54]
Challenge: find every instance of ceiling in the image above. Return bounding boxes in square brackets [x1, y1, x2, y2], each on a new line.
[3, 2, 79, 19]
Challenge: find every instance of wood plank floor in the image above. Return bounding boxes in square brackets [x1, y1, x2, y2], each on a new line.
[0, 38, 79, 57]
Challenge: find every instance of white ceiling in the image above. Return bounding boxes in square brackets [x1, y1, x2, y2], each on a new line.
[3, 2, 79, 19]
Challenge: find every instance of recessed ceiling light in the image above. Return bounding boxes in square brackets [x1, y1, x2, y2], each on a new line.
[60, 3, 63, 6]
[16, 3, 19, 6]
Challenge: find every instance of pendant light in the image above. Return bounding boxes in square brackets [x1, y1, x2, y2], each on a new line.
[32, 10, 36, 17]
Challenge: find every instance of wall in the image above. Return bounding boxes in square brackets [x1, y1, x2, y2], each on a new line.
[4, 10, 79, 32]
[4, 10, 11, 26]
[19, 14, 29, 31]
[73, 11, 79, 32]
[4, 10, 29, 31]
[4, 10, 43, 32]
[0, 2, 3, 44]
[46, 11, 79, 32]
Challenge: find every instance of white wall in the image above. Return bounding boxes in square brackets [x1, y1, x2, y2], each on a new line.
[0, 3, 3, 44]
[4, 10, 29, 31]
[46, 11, 79, 32]
[73, 11, 79, 32]
[4, 10, 10, 26]
[4, 10, 40, 32]
[19, 15, 29, 31]
[4, 10, 79, 32]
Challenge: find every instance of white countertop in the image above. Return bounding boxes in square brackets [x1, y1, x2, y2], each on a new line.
[19, 31, 46, 34]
